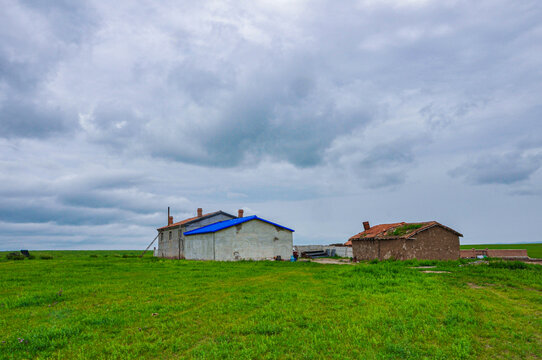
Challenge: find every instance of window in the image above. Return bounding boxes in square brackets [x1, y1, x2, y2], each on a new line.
[160, 233, 163, 241]
[169, 231, 172, 240]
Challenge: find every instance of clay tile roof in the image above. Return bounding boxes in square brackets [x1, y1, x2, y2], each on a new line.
[157, 211, 221, 231]
[347, 221, 462, 243]
[346, 222, 405, 244]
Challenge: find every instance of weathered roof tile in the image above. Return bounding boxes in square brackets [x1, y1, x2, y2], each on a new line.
[347, 221, 462, 244]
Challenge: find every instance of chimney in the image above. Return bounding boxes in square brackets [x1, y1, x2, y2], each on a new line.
[363, 221, 370, 231]
[197, 208, 203, 217]
[238, 209, 244, 218]
[168, 216, 174, 225]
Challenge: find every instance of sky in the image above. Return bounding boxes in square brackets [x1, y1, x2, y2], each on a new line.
[1, 0, 541, 250]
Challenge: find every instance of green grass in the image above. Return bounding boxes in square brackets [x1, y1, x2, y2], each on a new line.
[461, 243, 542, 259]
[387, 223, 425, 237]
[0, 251, 541, 359]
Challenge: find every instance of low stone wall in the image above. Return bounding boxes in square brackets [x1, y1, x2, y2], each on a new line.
[460, 249, 528, 259]
[294, 245, 352, 258]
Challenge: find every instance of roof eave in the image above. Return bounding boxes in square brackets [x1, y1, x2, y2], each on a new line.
[406, 222, 463, 238]
[157, 224, 181, 231]
[351, 236, 405, 241]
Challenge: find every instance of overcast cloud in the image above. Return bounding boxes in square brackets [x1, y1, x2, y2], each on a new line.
[1, 0, 541, 250]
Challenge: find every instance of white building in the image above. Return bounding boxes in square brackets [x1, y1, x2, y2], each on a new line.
[183, 215, 294, 261]
[155, 208, 237, 259]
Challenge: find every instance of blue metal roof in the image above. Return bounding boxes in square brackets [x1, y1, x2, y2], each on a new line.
[184, 215, 294, 235]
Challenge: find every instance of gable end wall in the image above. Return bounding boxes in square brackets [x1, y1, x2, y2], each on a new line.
[352, 226, 460, 261]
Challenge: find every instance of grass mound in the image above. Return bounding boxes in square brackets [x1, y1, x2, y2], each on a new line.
[387, 223, 425, 236]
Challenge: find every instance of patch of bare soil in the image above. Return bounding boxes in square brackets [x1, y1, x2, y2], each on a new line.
[311, 258, 355, 265]
[523, 260, 542, 265]
[459, 260, 489, 266]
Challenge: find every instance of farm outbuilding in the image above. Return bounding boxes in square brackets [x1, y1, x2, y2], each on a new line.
[183, 216, 294, 261]
[349, 221, 462, 261]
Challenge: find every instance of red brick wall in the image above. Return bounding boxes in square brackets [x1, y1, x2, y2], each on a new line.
[460, 249, 528, 258]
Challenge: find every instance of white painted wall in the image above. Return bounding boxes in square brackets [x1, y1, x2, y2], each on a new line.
[185, 219, 293, 261]
[184, 233, 214, 259]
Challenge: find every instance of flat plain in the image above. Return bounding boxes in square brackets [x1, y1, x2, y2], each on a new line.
[0, 250, 541, 359]
[460, 243, 542, 258]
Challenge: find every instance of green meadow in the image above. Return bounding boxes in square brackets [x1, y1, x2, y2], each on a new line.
[460, 243, 542, 259]
[0, 251, 541, 359]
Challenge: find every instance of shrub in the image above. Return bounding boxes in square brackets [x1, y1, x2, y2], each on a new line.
[27, 255, 36, 260]
[6, 252, 25, 260]
[39, 255, 53, 260]
[488, 261, 528, 270]
[89, 254, 98, 258]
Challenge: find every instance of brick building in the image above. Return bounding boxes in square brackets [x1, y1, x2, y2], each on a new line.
[349, 221, 462, 261]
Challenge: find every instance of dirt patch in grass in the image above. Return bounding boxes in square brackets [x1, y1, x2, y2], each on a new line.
[311, 258, 354, 265]
[421, 270, 450, 273]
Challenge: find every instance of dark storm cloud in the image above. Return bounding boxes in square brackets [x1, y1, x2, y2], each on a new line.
[358, 143, 416, 169]
[198, 80, 371, 167]
[450, 151, 542, 185]
[0, 99, 68, 137]
[0, 1, 99, 138]
[0, 166, 180, 228]
[1, 1, 542, 249]
[0, 51, 69, 137]
[21, 0, 97, 42]
[3, 0, 537, 168]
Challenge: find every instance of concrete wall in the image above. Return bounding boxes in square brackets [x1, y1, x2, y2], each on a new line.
[185, 219, 293, 261]
[460, 249, 528, 259]
[155, 213, 236, 259]
[156, 227, 181, 259]
[294, 245, 353, 258]
[184, 233, 215, 259]
[352, 226, 460, 261]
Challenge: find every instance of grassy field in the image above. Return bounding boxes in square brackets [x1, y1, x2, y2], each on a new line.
[461, 243, 542, 258]
[0, 251, 541, 359]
